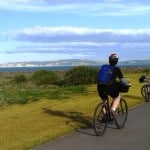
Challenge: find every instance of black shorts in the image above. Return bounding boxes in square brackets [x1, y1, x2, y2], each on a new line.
[97, 83, 119, 99]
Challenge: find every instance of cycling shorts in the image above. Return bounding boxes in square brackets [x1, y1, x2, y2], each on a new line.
[97, 83, 119, 99]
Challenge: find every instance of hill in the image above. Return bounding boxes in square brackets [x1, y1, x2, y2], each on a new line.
[0, 59, 150, 67]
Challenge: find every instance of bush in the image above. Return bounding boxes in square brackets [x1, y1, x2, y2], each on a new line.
[65, 66, 98, 85]
[31, 70, 59, 85]
[13, 74, 27, 83]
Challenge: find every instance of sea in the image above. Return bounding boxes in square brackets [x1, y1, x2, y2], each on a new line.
[0, 65, 148, 73]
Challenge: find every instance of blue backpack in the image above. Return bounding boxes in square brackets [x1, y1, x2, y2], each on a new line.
[97, 64, 114, 84]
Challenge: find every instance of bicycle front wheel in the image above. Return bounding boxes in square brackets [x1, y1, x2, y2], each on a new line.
[115, 98, 128, 129]
[93, 103, 107, 136]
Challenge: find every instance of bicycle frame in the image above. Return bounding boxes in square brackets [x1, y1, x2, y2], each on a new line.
[103, 98, 113, 121]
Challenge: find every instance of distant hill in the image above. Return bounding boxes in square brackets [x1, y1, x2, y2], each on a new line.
[0, 59, 150, 67]
[119, 60, 150, 66]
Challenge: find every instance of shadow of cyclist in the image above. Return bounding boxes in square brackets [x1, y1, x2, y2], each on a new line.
[42, 107, 95, 136]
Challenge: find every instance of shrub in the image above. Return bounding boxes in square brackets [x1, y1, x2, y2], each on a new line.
[65, 66, 98, 85]
[13, 74, 27, 83]
[31, 70, 59, 85]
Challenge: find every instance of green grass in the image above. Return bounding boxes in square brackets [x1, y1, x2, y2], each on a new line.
[0, 72, 145, 150]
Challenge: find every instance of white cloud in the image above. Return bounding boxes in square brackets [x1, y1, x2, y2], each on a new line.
[1, 1, 150, 63]
[10, 26, 150, 43]
[1, 26, 150, 47]
[1, 26, 149, 62]
[0, 0, 47, 11]
[1, 0, 150, 16]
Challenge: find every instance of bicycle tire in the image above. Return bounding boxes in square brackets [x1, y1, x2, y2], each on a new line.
[114, 98, 128, 129]
[141, 85, 150, 102]
[93, 103, 107, 136]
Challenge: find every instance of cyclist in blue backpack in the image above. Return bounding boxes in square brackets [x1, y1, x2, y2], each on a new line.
[97, 53, 130, 114]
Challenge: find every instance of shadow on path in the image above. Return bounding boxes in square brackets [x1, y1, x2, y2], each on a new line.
[75, 126, 96, 136]
[42, 108, 119, 137]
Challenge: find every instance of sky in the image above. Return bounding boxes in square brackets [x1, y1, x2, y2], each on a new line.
[0, 0, 150, 64]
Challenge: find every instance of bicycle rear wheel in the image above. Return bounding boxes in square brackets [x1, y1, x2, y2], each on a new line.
[141, 85, 150, 102]
[93, 103, 107, 136]
[114, 98, 128, 129]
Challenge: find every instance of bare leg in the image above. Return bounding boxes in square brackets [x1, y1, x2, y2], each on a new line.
[102, 99, 107, 114]
[111, 95, 120, 111]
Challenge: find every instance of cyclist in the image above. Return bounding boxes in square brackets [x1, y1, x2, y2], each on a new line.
[97, 53, 130, 115]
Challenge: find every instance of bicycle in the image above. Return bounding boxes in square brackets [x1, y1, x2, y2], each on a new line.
[93, 83, 131, 136]
[139, 73, 150, 102]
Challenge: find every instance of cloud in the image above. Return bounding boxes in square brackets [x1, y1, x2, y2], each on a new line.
[41, 0, 150, 5]
[1, 1, 150, 62]
[0, 0, 48, 11]
[5, 41, 150, 62]
[2, 26, 150, 61]
[1, 0, 150, 16]
[12, 26, 150, 43]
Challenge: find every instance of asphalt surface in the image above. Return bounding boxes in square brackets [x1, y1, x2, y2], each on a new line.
[34, 102, 150, 150]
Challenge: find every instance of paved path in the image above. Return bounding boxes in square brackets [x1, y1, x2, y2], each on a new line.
[34, 102, 150, 150]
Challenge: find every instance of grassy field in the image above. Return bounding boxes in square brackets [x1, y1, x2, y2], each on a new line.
[0, 72, 146, 150]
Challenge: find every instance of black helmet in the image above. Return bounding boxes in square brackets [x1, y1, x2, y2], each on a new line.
[109, 53, 119, 65]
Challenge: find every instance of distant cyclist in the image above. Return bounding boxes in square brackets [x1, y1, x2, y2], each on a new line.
[97, 53, 130, 114]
